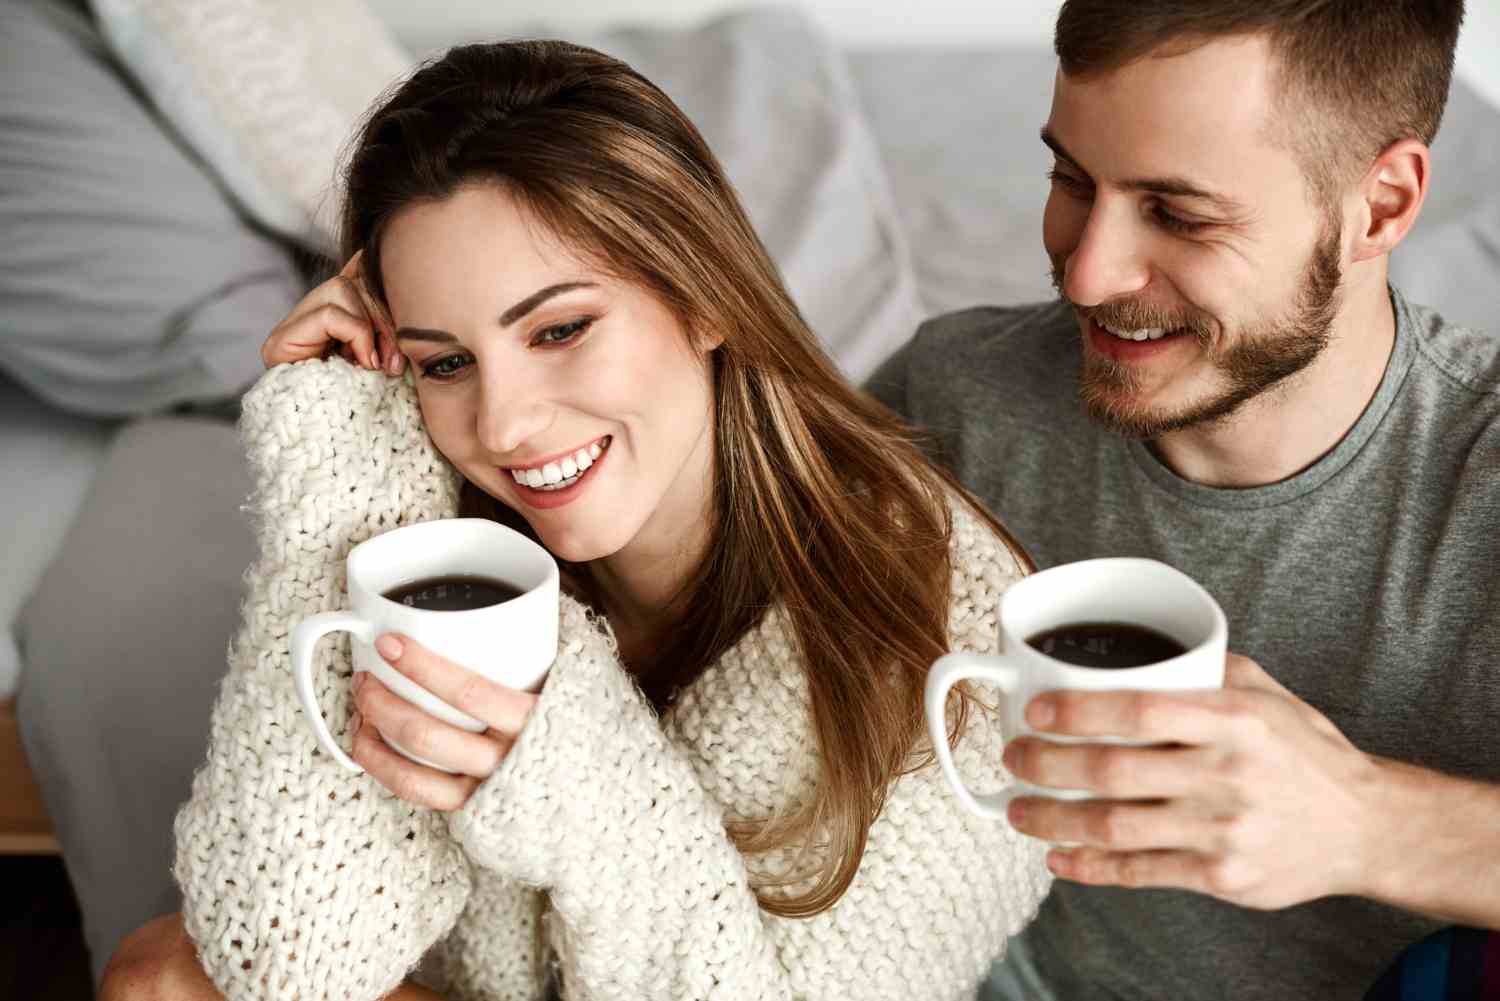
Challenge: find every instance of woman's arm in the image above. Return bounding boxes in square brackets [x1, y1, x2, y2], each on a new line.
[439, 587, 1050, 1001]
[169, 359, 543, 1001]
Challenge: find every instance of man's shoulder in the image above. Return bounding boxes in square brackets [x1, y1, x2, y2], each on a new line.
[891, 301, 1077, 410]
[865, 300, 1077, 422]
[1403, 297, 1500, 400]
[911, 300, 1075, 364]
[1393, 294, 1500, 497]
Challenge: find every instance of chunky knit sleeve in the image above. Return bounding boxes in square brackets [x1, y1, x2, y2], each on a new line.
[448, 594, 796, 1000]
[170, 359, 528, 1001]
[445, 498, 1051, 1001]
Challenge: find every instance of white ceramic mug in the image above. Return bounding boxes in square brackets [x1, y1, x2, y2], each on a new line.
[291, 518, 559, 773]
[926, 557, 1227, 819]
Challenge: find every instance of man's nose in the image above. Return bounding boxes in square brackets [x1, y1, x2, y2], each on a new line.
[1062, 199, 1151, 307]
[477, 378, 553, 456]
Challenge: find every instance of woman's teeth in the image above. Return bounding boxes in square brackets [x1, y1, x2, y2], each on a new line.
[510, 438, 608, 491]
[1100, 321, 1169, 341]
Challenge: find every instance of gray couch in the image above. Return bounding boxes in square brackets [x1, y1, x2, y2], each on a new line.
[5, 0, 1500, 985]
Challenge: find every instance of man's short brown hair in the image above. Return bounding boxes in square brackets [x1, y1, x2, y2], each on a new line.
[1054, 0, 1466, 209]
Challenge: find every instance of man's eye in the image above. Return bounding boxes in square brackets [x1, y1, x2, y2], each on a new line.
[1047, 169, 1092, 197]
[420, 354, 472, 379]
[1152, 204, 1208, 234]
[532, 318, 594, 347]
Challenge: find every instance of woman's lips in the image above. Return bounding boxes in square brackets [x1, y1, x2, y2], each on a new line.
[504, 436, 610, 511]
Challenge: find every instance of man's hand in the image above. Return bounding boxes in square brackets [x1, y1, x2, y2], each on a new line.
[1001, 653, 1385, 910]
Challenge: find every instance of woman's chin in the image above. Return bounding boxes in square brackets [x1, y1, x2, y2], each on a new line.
[533, 529, 619, 567]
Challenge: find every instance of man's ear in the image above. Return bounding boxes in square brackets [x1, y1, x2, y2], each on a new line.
[1350, 138, 1430, 264]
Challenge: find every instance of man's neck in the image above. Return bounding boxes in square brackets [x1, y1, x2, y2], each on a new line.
[1151, 267, 1397, 489]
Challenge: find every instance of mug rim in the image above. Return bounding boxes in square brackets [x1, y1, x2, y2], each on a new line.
[346, 518, 559, 616]
[1000, 557, 1227, 672]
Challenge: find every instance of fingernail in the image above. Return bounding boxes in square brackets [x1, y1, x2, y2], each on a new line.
[1028, 696, 1056, 729]
[375, 634, 403, 661]
[1002, 741, 1021, 771]
[349, 711, 362, 735]
[387, 352, 403, 375]
[1008, 800, 1027, 825]
[352, 672, 365, 693]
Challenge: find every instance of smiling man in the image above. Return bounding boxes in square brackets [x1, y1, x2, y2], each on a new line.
[868, 1, 1500, 998]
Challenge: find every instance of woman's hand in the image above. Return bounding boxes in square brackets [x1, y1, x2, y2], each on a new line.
[261, 251, 405, 375]
[350, 634, 540, 811]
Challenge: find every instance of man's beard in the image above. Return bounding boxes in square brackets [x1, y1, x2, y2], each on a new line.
[1051, 222, 1343, 439]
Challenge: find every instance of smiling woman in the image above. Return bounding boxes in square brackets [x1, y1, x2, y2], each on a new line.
[102, 37, 1053, 1001]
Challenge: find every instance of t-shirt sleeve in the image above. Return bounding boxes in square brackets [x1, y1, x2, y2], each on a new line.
[863, 333, 915, 418]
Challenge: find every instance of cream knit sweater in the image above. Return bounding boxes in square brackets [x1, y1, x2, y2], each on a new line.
[173, 358, 1051, 1001]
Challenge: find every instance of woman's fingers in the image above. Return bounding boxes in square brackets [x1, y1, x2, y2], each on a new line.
[375, 634, 539, 738]
[343, 253, 404, 375]
[352, 671, 512, 780]
[263, 302, 380, 369]
[349, 711, 482, 812]
[261, 251, 403, 372]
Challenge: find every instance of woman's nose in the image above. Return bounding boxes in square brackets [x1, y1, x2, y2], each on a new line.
[476, 382, 554, 457]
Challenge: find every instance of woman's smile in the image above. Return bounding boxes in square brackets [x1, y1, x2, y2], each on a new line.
[503, 435, 612, 510]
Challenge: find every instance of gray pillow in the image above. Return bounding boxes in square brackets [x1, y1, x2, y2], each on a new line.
[0, 0, 302, 416]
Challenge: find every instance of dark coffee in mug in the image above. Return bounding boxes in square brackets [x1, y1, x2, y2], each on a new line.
[382, 574, 523, 612]
[1026, 622, 1187, 669]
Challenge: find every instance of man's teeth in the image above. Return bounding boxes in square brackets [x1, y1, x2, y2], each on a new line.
[510, 438, 608, 490]
[1100, 321, 1168, 341]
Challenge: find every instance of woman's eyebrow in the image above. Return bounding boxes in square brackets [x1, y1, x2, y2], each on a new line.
[396, 281, 600, 342]
[498, 281, 598, 326]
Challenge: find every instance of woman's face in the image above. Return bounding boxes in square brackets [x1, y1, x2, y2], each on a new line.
[379, 184, 717, 565]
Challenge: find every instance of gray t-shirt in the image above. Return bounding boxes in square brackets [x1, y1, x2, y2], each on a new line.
[866, 287, 1500, 1001]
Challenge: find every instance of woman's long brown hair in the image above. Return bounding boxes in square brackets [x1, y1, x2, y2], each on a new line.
[340, 40, 1031, 917]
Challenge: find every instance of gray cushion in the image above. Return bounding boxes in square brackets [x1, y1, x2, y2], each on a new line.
[16, 415, 254, 983]
[0, 0, 302, 416]
[0, 376, 118, 697]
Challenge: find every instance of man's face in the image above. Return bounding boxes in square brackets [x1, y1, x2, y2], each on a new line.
[1043, 34, 1344, 438]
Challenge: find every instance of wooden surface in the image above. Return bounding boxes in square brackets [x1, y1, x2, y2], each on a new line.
[0, 698, 60, 855]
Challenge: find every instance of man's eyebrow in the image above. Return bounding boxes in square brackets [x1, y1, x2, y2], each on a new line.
[395, 281, 598, 342]
[1040, 126, 1249, 216]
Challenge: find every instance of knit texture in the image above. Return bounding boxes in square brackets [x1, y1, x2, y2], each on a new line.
[173, 357, 1051, 1001]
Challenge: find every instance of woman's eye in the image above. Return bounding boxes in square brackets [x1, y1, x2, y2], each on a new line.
[532, 318, 593, 347]
[420, 353, 472, 380]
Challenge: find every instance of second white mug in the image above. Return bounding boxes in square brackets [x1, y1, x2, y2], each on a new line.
[926, 557, 1227, 819]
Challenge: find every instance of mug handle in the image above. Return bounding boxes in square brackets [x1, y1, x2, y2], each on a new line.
[926, 651, 1027, 819]
[290, 611, 373, 774]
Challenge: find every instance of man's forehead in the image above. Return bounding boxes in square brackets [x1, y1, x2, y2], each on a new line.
[1045, 34, 1296, 204]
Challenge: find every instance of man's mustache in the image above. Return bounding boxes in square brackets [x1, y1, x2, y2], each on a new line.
[1050, 265, 1214, 342]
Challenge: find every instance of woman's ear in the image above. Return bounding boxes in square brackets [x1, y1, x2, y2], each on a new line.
[691, 326, 725, 354]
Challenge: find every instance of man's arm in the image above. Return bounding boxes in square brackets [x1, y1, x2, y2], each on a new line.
[1001, 654, 1500, 929]
[1360, 757, 1500, 928]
